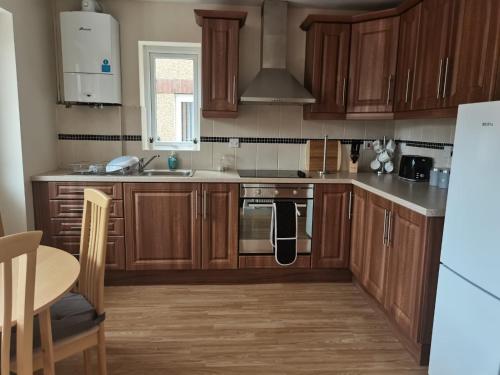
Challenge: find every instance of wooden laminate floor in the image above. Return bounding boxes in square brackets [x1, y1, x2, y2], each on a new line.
[56, 283, 427, 375]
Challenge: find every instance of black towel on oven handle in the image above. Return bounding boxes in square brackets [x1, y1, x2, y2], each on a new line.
[270, 201, 298, 266]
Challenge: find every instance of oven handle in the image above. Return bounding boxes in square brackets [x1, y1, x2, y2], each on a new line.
[247, 203, 307, 209]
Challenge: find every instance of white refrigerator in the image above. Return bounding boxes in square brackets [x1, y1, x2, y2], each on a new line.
[429, 101, 500, 374]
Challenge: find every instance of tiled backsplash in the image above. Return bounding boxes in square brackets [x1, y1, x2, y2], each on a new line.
[56, 104, 456, 172]
[394, 118, 455, 169]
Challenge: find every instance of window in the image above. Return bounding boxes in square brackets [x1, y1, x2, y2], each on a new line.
[139, 42, 201, 151]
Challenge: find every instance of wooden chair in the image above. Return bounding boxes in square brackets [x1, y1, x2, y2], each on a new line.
[0, 231, 42, 375]
[33, 188, 111, 374]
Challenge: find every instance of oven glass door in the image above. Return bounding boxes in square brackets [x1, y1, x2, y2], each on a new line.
[239, 198, 313, 255]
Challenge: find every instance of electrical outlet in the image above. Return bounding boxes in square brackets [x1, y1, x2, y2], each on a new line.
[229, 138, 240, 148]
[364, 141, 373, 150]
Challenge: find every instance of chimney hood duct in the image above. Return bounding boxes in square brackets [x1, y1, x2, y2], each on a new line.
[240, 0, 316, 104]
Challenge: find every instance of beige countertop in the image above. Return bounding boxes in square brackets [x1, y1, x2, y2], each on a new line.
[32, 170, 447, 217]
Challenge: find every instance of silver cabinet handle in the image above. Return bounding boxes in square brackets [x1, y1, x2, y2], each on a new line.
[342, 77, 347, 106]
[405, 69, 411, 104]
[194, 191, 198, 220]
[383, 209, 388, 246]
[203, 190, 207, 220]
[232, 75, 236, 105]
[437, 58, 444, 99]
[442, 57, 450, 99]
[386, 74, 393, 105]
[387, 210, 393, 246]
[69, 226, 82, 231]
[348, 191, 353, 220]
[68, 208, 84, 212]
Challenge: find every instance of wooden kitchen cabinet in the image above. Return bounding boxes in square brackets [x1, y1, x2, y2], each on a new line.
[348, 17, 399, 114]
[312, 184, 351, 268]
[124, 183, 201, 270]
[394, 3, 421, 112]
[349, 186, 366, 279]
[384, 204, 427, 341]
[445, 0, 500, 106]
[411, 0, 454, 111]
[195, 10, 247, 118]
[201, 183, 238, 269]
[303, 22, 351, 120]
[361, 192, 392, 304]
[33, 182, 126, 271]
[354, 189, 445, 365]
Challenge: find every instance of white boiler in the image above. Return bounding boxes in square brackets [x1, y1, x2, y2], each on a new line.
[60, 11, 121, 104]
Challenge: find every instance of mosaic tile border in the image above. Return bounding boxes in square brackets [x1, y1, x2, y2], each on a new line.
[58, 134, 453, 150]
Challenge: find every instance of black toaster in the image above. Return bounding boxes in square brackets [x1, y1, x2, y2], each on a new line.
[398, 155, 433, 181]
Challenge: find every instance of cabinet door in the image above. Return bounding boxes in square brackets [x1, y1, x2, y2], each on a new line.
[361, 193, 392, 304]
[202, 18, 239, 116]
[445, 0, 500, 106]
[348, 17, 399, 113]
[385, 204, 426, 341]
[201, 183, 238, 269]
[349, 187, 366, 279]
[312, 184, 351, 268]
[412, 0, 454, 110]
[303, 23, 350, 119]
[124, 183, 201, 270]
[394, 4, 422, 112]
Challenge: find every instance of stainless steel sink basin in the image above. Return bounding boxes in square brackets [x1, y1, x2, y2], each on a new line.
[140, 169, 194, 177]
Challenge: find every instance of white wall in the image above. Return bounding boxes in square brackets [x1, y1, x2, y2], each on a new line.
[0, 8, 27, 234]
[0, 0, 58, 230]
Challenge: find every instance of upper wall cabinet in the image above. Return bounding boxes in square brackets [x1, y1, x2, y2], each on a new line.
[303, 23, 351, 120]
[348, 17, 400, 114]
[394, 4, 422, 112]
[411, 0, 456, 111]
[409, 0, 500, 113]
[194, 10, 247, 119]
[301, 0, 500, 120]
[445, 0, 500, 107]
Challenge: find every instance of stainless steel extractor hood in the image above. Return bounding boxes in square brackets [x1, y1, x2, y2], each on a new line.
[240, 0, 316, 104]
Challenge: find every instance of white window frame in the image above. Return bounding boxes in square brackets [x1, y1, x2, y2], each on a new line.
[138, 41, 201, 151]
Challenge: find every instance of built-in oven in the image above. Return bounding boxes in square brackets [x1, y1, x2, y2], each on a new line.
[239, 184, 314, 255]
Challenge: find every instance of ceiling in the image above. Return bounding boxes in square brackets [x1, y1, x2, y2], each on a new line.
[135, 0, 405, 11]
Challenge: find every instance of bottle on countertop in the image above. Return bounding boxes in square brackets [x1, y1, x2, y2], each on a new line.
[168, 152, 178, 170]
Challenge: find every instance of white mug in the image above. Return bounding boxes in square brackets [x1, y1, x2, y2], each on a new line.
[386, 139, 396, 154]
[370, 159, 381, 171]
[384, 161, 394, 173]
[373, 140, 383, 154]
[377, 150, 391, 163]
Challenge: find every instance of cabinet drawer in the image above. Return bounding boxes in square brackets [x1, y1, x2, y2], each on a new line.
[49, 182, 123, 200]
[50, 218, 124, 236]
[52, 236, 125, 270]
[49, 200, 124, 218]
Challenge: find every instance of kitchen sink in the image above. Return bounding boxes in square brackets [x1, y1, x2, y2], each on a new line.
[140, 169, 194, 177]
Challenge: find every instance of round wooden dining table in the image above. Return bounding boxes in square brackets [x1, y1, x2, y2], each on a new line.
[0, 245, 80, 375]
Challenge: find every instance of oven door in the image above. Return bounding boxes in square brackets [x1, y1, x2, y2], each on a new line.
[239, 198, 313, 255]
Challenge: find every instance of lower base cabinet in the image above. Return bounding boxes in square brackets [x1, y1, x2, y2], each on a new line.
[312, 184, 352, 268]
[201, 184, 239, 269]
[124, 183, 201, 270]
[124, 183, 238, 271]
[351, 189, 444, 365]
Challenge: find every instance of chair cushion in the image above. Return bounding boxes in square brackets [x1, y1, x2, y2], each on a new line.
[10, 292, 105, 356]
[47, 292, 105, 342]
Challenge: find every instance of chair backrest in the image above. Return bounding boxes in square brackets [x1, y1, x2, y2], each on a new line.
[0, 231, 42, 375]
[78, 189, 111, 315]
